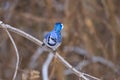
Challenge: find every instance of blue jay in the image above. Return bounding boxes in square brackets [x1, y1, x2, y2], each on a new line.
[43, 22, 64, 51]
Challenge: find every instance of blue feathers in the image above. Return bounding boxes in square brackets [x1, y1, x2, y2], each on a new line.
[43, 22, 64, 51]
[53, 22, 63, 32]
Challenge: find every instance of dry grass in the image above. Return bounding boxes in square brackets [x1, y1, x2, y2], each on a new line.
[0, 0, 120, 80]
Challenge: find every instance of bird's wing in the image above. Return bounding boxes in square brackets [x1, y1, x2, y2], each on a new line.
[48, 32, 57, 44]
[57, 33, 62, 43]
[43, 31, 62, 50]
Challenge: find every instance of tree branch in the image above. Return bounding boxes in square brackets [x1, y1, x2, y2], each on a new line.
[0, 21, 100, 80]
[4, 26, 19, 80]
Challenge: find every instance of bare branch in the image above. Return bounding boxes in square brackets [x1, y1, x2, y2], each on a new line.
[64, 46, 118, 74]
[64, 60, 89, 75]
[0, 22, 43, 46]
[4, 27, 19, 80]
[0, 21, 100, 80]
[55, 52, 100, 80]
[28, 47, 46, 69]
[42, 53, 54, 80]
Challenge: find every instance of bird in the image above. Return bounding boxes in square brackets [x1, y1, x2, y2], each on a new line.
[42, 22, 64, 51]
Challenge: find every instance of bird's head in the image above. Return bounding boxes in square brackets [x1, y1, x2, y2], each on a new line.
[53, 22, 64, 32]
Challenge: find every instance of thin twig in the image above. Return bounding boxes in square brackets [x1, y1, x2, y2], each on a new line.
[0, 21, 100, 80]
[28, 47, 45, 68]
[4, 28, 19, 80]
[42, 53, 54, 80]
[64, 46, 118, 73]
[64, 60, 89, 75]
[0, 22, 43, 46]
[55, 52, 100, 80]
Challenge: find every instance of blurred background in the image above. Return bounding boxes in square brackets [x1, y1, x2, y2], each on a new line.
[0, 0, 120, 80]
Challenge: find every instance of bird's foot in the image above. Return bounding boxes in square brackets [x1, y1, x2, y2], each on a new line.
[42, 42, 45, 46]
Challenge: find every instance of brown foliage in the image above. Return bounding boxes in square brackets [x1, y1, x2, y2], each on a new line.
[0, 0, 120, 80]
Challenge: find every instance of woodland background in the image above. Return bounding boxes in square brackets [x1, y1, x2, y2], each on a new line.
[0, 0, 120, 80]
